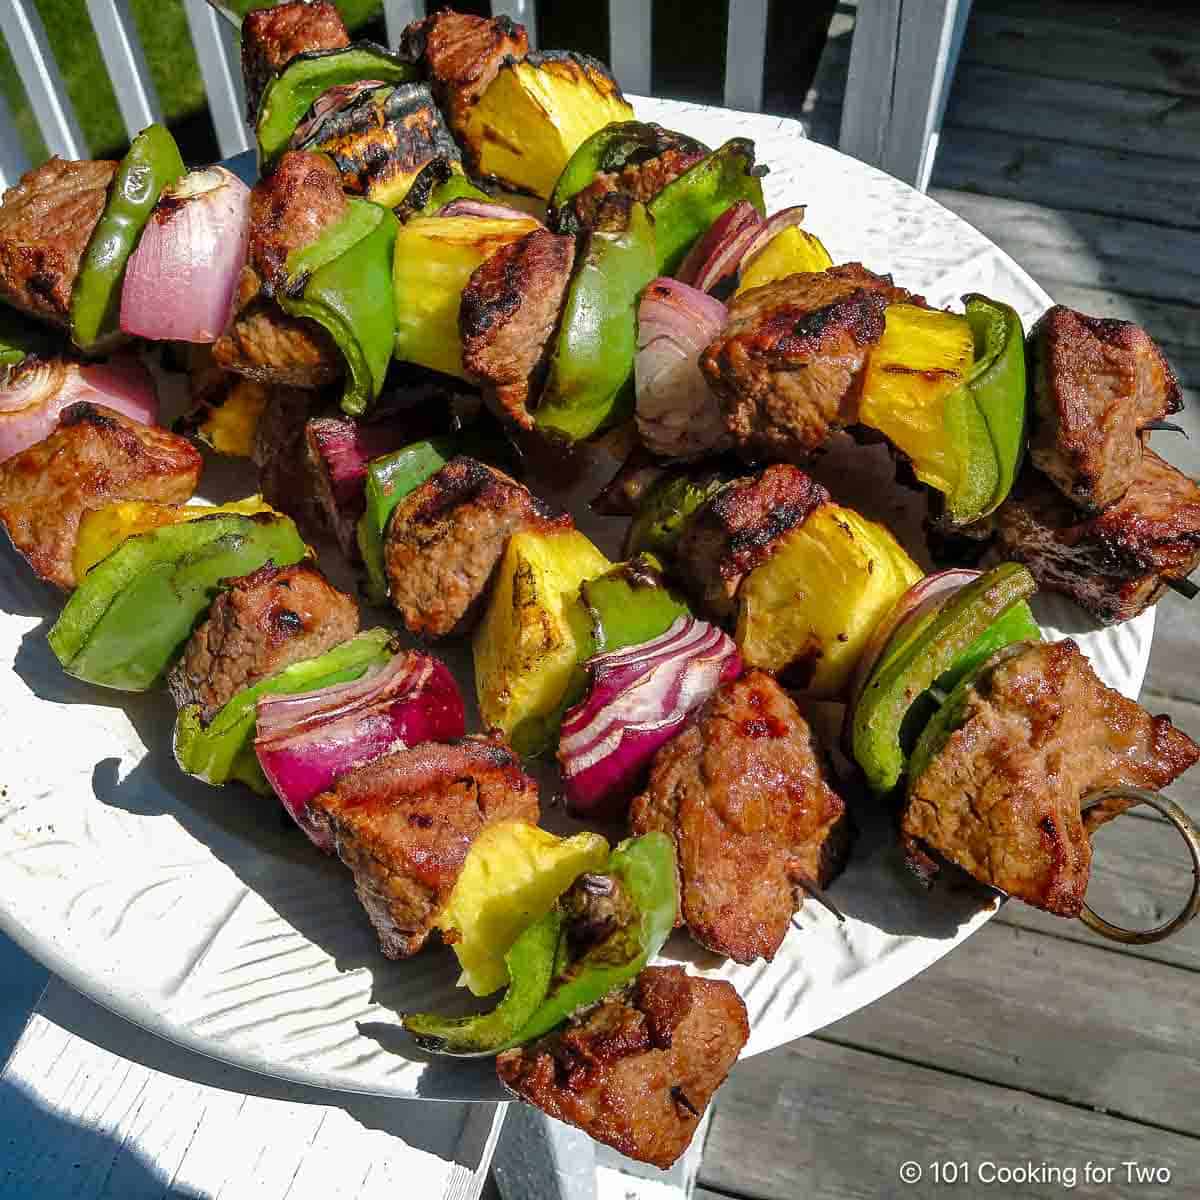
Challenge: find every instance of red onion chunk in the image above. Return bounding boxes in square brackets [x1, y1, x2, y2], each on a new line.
[255, 651, 466, 850]
[635, 278, 728, 459]
[559, 616, 742, 819]
[735, 205, 809, 277]
[0, 355, 158, 462]
[676, 200, 761, 289]
[291, 80, 386, 145]
[437, 198, 542, 224]
[120, 166, 251, 344]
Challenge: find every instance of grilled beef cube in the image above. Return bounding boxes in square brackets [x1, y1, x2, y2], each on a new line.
[252, 384, 326, 532]
[309, 735, 539, 958]
[167, 562, 358, 719]
[0, 403, 200, 590]
[460, 228, 576, 429]
[0, 158, 117, 327]
[241, 0, 350, 121]
[700, 264, 922, 464]
[674, 464, 829, 621]
[631, 671, 849, 964]
[1029, 305, 1182, 512]
[995, 452, 1200, 625]
[497, 966, 748, 1169]
[904, 640, 1199, 916]
[400, 8, 529, 135]
[384, 456, 571, 638]
[214, 152, 348, 389]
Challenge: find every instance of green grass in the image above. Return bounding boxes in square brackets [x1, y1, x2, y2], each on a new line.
[0, 1, 383, 165]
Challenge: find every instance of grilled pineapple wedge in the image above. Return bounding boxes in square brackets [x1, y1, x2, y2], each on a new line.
[736, 501, 922, 699]
[183, 376, 270, 458]
[393, 213, 540, 377]
[474, 526, 611, 757]
[436, 821, 610, 996]
[858, 304, 976, 494]
[462, 51, 634, 198]
[735, 226, 834, 296]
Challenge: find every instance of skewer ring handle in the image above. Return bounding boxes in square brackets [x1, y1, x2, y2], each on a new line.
[1079, 787, 1200, 945]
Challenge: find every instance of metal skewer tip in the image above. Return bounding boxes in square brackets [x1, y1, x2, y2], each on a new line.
[1168, 576, 1200, 600]
[1144, 420, 1189, 437]
[205, 0, 243, 30]
[793, 876, 846, 924]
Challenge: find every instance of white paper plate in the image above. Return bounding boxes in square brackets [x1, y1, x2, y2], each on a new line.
[0, 100, 1152, 1101]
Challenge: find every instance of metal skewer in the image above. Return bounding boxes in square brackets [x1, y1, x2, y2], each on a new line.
[792, 874, 846, 924]
[1144, 420, 1188, 436]
[1168, 577, 1200, 600]
[205, 0, 243, 31]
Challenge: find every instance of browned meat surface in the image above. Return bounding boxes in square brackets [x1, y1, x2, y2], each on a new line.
[903, 640, 1200, 916]
[1029, 305, 1182, 512]
[384, 456, 570, 637]
[309, 735, 539, 958]
[252, 384, 326, 532]
[167, 562, 358, 719]
[214, 153, 347, 389]
[674, 464, 829, 621]
[460, 228, 575, 428]
[497, 966, 749, 1168]
[400, 9, 528, 134]
[631, 671, 849, 964]
[995, 452, 1200, 625]
[0, 403, 200, 590]
[241, 0, 349, 121]
[700, 263, 922, 464]
[569, 143, 708, 232]
[0, 158, 116, 326]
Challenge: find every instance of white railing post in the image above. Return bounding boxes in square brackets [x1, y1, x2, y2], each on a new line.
[384, 0, 426, 46]
[609, 0, 652, 95]
[723, 0, 769, 112]
[492, 1, 539, 50]
[85, 0, 163, 142]
[183, 0, 251, 159]
[0, 0, 87, 160]
[0, 87, 31, 190]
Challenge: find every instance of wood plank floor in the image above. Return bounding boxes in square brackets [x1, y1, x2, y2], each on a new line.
[699, 2, 1200, 1197]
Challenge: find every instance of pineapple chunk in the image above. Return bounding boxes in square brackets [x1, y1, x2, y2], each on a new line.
[859, 305, 975, 494]
[393, 214, 539, 378]
[196, 377, 270, 457]
[735, 226, 834, 295]
[437, 821, 610, 996]
[735, 502, 922, 699]
[72, 496, 277, 580]
[463, 52, 634, 199]
[474, 527, 611, 756]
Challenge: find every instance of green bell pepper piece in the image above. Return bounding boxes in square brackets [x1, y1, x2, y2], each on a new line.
[513, 831, 677, 1045]
[624, 471, 728, 559]
[256, 43, 418, 166]
[851, 563, 1038, 794]
[647, 138, 766, 276]
[403, 909, 563, 1054]
[70, 123, 184, 353]
[49, 514, 307, 692]
[174, 628, 394, 791]
[534, 201, 657, 443]
[280, 198, 398, 416]
[0, 307, 56, 369]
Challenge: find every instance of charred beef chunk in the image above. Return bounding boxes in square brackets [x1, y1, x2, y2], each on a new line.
[0, 403, 201, 590]
[631, 671, 850, 964]
[0, 158, 117, 327]
[700, 263, 923, 464]
[995, 451, 1200, 625]
[497, 966, 749, 1169]
[214, 152, 348, 389]
[384, 455, 571, 638]
[460, 228, 576, 429]
[252, 384, 326, 532]
[674, 464, 829, 622]
[568, 140, 709, 233]
[400, 9, 528, 134]
[903, 640, 1200, 916]
[167, 562, 359, 719]
[241, 0, 350, 121]
[309, 735, 539, 958]
[1028, 305, 1182, 512]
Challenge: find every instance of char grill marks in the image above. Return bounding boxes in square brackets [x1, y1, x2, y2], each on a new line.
[497, 966, 749, 1169]
[384, 455, 571, 638]
[167, 561, 359, 720]
[700, 263, 924, 464]
[241, 1, 350, 122]
[903, 640, 1200, 916]
[308, 734, 539, 959]
[995, 451, 1200, 625]
[568, 142, 708, 233]
[0, 403, 201, 590]
[0, 158, 117, 327]
[461, 227, 576, 429]
[631, 671, 849, 964]
[1029, 305, 1182, 513]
